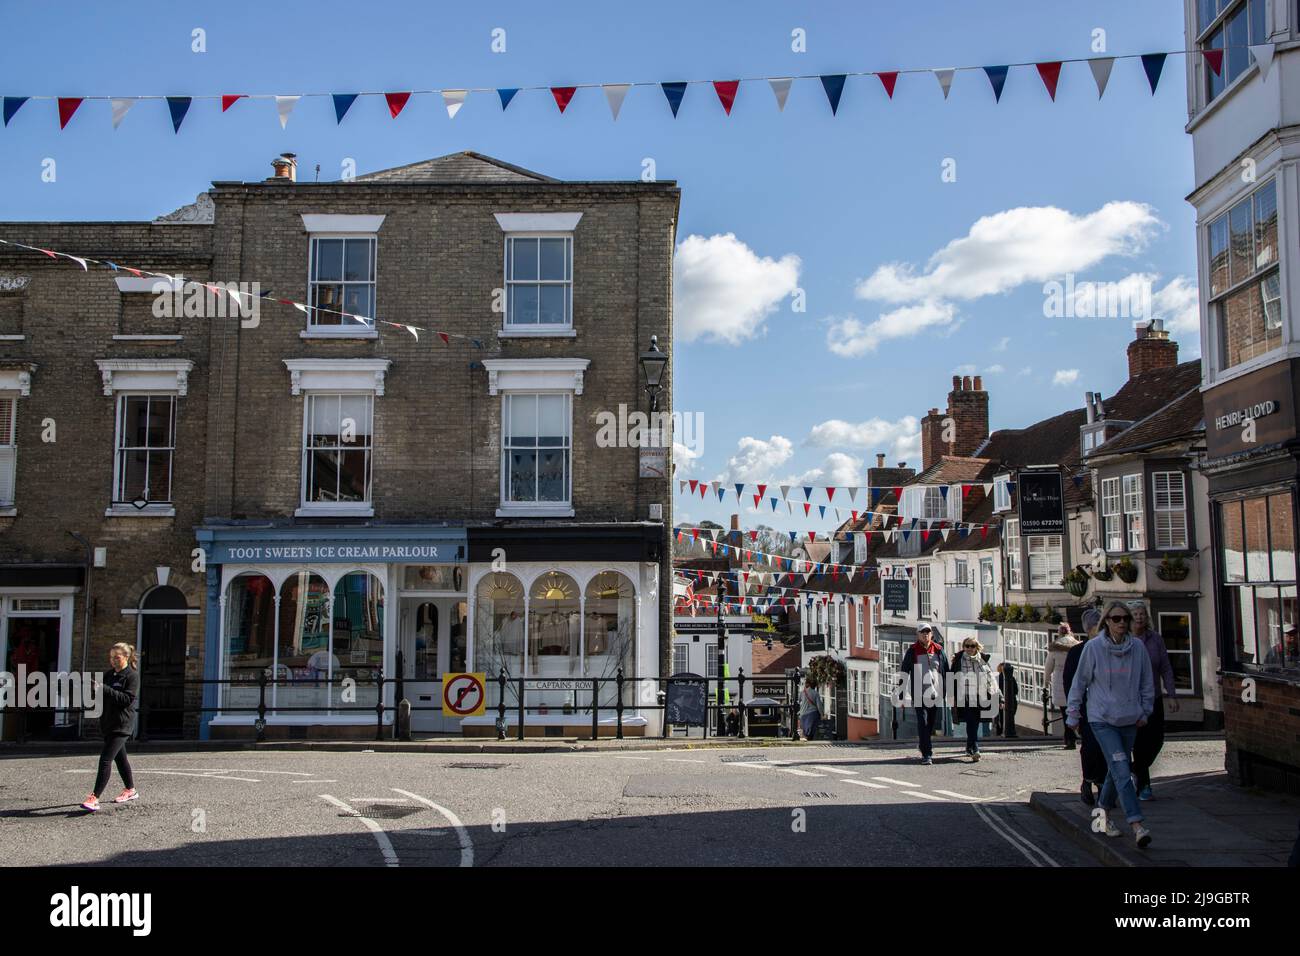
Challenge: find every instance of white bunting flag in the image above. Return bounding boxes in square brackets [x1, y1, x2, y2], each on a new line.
[442, 89, 467, 118]
[1250, 44, 1275, 83]
[1088, 57, 1114, 98]
[276, 95, 300, 129]
[933, 68, 955, 99]
[846, 486, 858, 503]
[603, 83, 630, 120]
[983, 482, 994, 494]
[404, 325, 419, 341]
[941, 528, 952, 541]
[769, 77, 792, 112]
[678, 480, 686, 494]
[110, 97, 135, 129]
[780, 485, 791, 500]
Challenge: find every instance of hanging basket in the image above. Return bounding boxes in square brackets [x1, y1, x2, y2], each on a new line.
[1114, 561, 1139, 584]
[1156, 564, 1190, 582]
[1064, 579, 1089, 598]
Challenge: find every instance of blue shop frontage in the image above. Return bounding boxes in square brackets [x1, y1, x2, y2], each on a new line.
[195, 523, 663, 739]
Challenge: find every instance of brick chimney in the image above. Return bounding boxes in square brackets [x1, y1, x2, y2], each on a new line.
[876, 453, 886, 468]
[921, 406, 945, 470]
[1127, 320, 1178, 378]
[269, 152, 297, 182]
[921, 373, 991, 469]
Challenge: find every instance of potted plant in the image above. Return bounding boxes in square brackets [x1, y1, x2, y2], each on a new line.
[1044, 603, 1064, 625]
[1062, 567, 1090, 598]
[1114, 556, 1139, 584]
[1156, 554, 1190, 582]
[1021, 603, 1041, 623]
[979, 602, 996, 622]
[1005, 604, 1024, 623]
[988, 604, 1007, 622]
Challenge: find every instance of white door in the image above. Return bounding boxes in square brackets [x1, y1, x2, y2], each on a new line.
[399, 598, 469, 734]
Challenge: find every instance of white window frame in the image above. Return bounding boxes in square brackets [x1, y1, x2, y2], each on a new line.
[923, 486, 946, 521]
[299, 392, 375, 516]
[672, 644, 689, 675]
[918, 564, 932, 618]
[706, 643, 718, 679]
[95, 360, 192, 517]
[1153, 471, 1189, 550]
[112, 393, 176, 509]
[856, 602, 866, 648]
[1027, 534, 1063, 590]
[840, 602, 848, 650]
[1157, 611, 1196, 694]
[1206, 178, 1281, 374]
[495, 212, 582, 338]
[1003, 628, 1048, 706]
[994, 474, 1012, 512]
[1123, 474, 1145, 551]
[0, 392, 16, 511]
[499, 391, 574, 516]
[1005, 518, 1022, 589]
[1101, 477, 1124, 552]
[304, 233, 379, 337]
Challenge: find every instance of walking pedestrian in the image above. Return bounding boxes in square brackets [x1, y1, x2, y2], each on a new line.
[900, 624, 948, 764]
[1066, 600, 1155, 849]
[81, 643, 140, 812]
[798, 678, 822, 741]
[1044, 622, 1080, 749]
[1129, 601, 1178, 801]
[951, 638, 995, 761]
[997, 662, 1019, 737]
[1064, 608, 1109, 806]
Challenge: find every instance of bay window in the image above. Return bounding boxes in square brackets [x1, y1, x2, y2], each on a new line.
[1208, 179, 1280, 371]
[1198, 0, 1269, 106]
[1220, 493, 1298, 670]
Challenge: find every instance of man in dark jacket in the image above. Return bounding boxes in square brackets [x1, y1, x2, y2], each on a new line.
[900, 624, 948, 764]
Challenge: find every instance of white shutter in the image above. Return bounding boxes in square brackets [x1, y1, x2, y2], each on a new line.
[0, 396, 15, 507]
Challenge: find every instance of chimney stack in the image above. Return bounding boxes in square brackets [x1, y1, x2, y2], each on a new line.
[921, 372, 991, 469]
[876, 453, 886, 468]
[730, 513, 740, 532]
[1127, 320, 1178, 378]
[269, 152, 297, 182]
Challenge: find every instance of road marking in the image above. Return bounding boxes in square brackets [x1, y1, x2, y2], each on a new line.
[612, 755, 652, 761]
[64, 769, 261, 782]
[971, 803, 1060, 868]
[932, 790, 983, 801]
[347, 798, 408, 803]
[725, 761, 774, 770]
[775, 768, 825, 777]
[292, 779, 337, 784]
[665, 758, 704, 763]
[391, 789, 474, 868]
[320, 795, 399, 868]
[901, 791, 948, 801]
[810, 765, 857, 775]
[871, 776, 920, 787]
[842, 779, 888, 790]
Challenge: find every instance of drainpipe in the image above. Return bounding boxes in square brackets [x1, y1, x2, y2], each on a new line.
[68, 531, 93, 738]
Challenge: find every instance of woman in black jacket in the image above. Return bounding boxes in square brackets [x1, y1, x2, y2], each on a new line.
[81, 643, 140, 812]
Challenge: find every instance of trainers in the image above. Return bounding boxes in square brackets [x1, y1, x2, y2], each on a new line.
[1104, 818, 1122, 838]
[80, 794, 100, 812]
[113, 788, 138, 804]
[921, 756, 933, 765]
[1134, 826, 1152, 848]
[1138, 786, 1153, 801]
[971, 751, 981, 762]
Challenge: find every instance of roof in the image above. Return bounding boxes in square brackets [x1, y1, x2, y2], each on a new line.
[1088, 386, 1205, 458]
[751, 641, 801, 676]
[913, 455, 996, 486]
[351, 151, 558, 184]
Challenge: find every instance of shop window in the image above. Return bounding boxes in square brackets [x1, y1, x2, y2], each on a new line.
[301, 392, 373, 512]
[1158, 612, 1196, 693]
[331, 572, 384, 709]
[1208, 179, 1280, 371]
[474, 572, 525, 707]
[308, 236, 376, 331]
[401, 565, 467, 592]
[584, 571, 636, 708]
[278, 572, 333, 711]
[1221, 494, 1300, 670]
[222, 574, 276, 712]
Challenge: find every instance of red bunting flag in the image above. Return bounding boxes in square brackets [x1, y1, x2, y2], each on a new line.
[1203, 49, 1224, 76]
[385, 92, 412, 118]
[713, 80, 739, 115]
[57, 97, 83, 129]
[756, 484, 768, 498]
[803, 503, 811, 516]
[852, 511, 859, 524]
[892, 486, 902, 502]
[438, 332, 449, 345]
[980, 524, 989, 539]
[877, 71, 899, 98]
[551, 87, 577, 113]
[826, 487, 836, 501]
[748, 531, 757, 541]
[221, 95, 246, 112]
[688, 480, 698, 494]
[753, 494, 761, 509]
[699, 483, 707, 499]
[961, 484, 972, 497]
[1036, 61, 1062, 100]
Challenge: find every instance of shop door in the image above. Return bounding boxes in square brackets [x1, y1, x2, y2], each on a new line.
[1, 615, 61, 739]
[140, 614, 186, 738]
[399, 599, 468, 734]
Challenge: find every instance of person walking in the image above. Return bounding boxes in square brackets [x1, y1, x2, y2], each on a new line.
[1129, 601, 1178, 801]
[997, 662, 1020, 737]
[1064, 608, 1109, 806]
[900, 624, 948, 764]
[1066, 600, 1155, 849]
[1044, 622, 1080, 749]
[951, 638, 995, 761]
[80, 643, 141, 812]
[798, 677, 822, 741]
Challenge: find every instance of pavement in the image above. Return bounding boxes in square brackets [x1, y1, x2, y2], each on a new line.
[0, 735, 1234, 867]
[1030, 766, 1300, 867]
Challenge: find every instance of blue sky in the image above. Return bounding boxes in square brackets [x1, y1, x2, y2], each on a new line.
[0, 1, 1198, 533]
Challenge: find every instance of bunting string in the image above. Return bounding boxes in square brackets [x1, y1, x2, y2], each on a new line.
[0, 238, 484, 347]
[0, 44, 1276, 132]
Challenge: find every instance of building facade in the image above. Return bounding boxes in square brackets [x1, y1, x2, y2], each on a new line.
[1184, 0, 1300, 788]
[0, 151, 679, 740]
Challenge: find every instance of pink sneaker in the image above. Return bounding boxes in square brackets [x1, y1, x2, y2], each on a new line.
[80, 794, 100, 812]
[112, 788, 138, 804]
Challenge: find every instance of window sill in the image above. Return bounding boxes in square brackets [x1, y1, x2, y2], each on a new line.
[0, 335, 25, 342]
[498, 327, 577, 339]
[496, 506, 576, 519]
[0, 507, 15, 517]
[104, 505, 176, 518]
[112, 334, 183, 342]
[300, 329, 378, 341]
[295, 505, 375, 519]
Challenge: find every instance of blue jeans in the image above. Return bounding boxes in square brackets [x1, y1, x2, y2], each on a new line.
[1089, 721, 1143, 824]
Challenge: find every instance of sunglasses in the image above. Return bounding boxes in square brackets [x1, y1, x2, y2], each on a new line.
[963, 644, 978, 649]
[1108, 615, 1132, 623]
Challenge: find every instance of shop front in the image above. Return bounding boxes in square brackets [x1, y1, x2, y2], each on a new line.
[0, 565, 83, 740]
[1203, 359, 1300, 790]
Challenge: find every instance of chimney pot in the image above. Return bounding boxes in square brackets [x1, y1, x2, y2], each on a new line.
[897, 461, 907, 469]
[876, 453, 885, 468]
[962, 375, 973, 392]
[270, 152, 297, 182]
[973, 375, 983, 391]
[952, 375, 961, 390]
[730, 513, 739, 532]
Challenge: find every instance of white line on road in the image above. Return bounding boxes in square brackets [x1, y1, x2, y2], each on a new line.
[775, 768, 826, 777]
[391, 789, 474, 868]
[291, 779, 337, 784]
[901, 791, 948, 801]
[64, 770, 261, 782]
[872, 776, 920, 787]
[724, 761, 774, 769]
[665, 758, 705, 763]
[346, 798, 409, 803]
[971, 803, 1060, 868]
[842, 779, 888, 790]
[612, 755, 652, 760]
[810, 765, 858, 775]
[320, 795, 399, 868]
[932, 790, 984, 802]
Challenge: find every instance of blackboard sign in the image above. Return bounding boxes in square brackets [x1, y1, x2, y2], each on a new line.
[1018, 471, 1065, 535]
[883, 579, 910, 611]
[664, 672, 708, 726]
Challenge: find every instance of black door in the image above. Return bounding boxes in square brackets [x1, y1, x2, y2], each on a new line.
[141, 615, 186, 738]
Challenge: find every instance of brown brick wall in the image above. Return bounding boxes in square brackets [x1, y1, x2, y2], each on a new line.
[1221, 673, 1300, 784]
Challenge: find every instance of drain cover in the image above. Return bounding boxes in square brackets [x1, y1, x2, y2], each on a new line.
[445, 762, 510, 770]
[722, 754, 767, 763]
[357, 804, 424, 820]
[801, 791, 835, 799]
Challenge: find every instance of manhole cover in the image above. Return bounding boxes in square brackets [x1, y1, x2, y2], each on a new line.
[445, 762, 510, 770]
[357, 804, 424, 820]
[722, 754, 767, 763]
[801, 791, 835, 799]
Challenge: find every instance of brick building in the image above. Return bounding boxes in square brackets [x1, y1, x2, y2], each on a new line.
[0, 151, 679, 740]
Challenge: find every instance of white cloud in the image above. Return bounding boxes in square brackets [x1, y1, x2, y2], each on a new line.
[716, 435, 794, 484]
[673, 441, 701, 475]
[985, 364, 1005, 374]
[1152, 275, 1201, 356]
[1052, 368, 1080, 387]
[994, 336, 1011, 352]
[826, 300, 957, 357]
[795, 453, 865, 488]
[1019, 366, 1033, 377]
[805, 416, 921, 463]
[953, 363, 978, 375]
[674, 233, 801, 345]
[827, 202, 1161, 357]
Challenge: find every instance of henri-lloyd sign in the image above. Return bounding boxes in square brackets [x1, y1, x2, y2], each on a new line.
[1215, 400, 1278, 431]
[1017, 471, 1065, 536]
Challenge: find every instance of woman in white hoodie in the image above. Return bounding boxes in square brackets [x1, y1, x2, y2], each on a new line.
[1044, 623, 1080, 749]
[1065, 600, 1155, 849]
